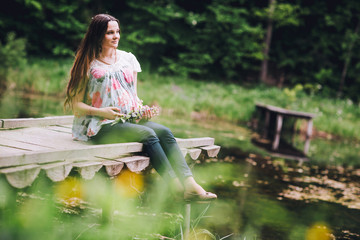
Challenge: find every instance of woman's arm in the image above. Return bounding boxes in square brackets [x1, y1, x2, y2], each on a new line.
[134, 71, 138, 96]
[134, 71, 153, 120]
[72, 87, 121, 120]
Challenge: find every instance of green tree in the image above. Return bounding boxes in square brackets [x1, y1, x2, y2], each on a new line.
[251, 1, 354, 101]
[116, 0, 264, 79]
[0, 32, 27, 92]
[1, 0, 360, 101]
[257, 0, 301, 85]
[0, 0, 91, 56]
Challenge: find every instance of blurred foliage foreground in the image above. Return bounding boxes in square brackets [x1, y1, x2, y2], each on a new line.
[0, 169, 189, 240]
[0, 145, 359, 240]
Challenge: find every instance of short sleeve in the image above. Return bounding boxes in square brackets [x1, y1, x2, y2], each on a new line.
[129, 52, 142, 72]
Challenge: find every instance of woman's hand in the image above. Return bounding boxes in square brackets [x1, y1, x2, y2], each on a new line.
[99, 107, 122, 120]
[142, 106, 153, 120]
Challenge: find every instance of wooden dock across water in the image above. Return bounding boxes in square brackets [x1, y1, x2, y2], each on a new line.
[252, 103, 316, 161]
[0, 116, 220, 188]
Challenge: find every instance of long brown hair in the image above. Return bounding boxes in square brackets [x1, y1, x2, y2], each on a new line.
[64, 14, 120, 109]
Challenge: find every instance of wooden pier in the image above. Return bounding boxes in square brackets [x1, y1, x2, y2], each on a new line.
[252, 103, 316, 161]
[0, 115, 220, 189]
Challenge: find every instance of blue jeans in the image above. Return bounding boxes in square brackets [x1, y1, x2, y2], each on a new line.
[91, 121, 193, 182]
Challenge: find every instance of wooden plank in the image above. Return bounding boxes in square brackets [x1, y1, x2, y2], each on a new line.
[41, 162, 73, 182]
[0, 128, 87, 150]
[117, 156, 150, 173]
[176, 137, 215, 148]
[114, 155, 149, 163]
[0, 164, 41, 188]
[256, 103, 316, 119]
[46, 125, 73, 134]
[266, 105, 315, 118]
[0, 146, 31, 155]
[0, 142, 144, 168]
[187, 148, 202, 160]
[1, 128, 214, 153]
[1, 115, 74, 129]
[200, 145, 221, 158]
[0, 137, 216, 168]
[2, 135, 213, 151]
[41, 161, 70, 170]
[8, 126, 72, 136]
[102, 160, 124, 177]
[0, 164, 39, 174]
[0, 138, 54, 151]
[53, 124, 73, 129]
[73, 161, 103, 180]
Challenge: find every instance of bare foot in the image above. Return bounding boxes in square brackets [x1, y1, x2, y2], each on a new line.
[183, 177, 217, 201]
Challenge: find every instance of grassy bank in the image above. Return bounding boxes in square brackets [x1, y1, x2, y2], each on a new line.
[139, 73, 360, 142]
[5, 58, 360, 141]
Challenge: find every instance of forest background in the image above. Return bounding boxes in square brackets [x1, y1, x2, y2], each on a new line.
[1, 0, 360, 102]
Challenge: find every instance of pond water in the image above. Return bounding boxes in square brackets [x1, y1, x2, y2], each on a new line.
[1, 91, 360, 240]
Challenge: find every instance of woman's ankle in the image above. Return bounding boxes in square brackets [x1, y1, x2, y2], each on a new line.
[184, 177, 205, 194]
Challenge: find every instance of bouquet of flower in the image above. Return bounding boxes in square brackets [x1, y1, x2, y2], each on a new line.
[111, 105, 160, 125]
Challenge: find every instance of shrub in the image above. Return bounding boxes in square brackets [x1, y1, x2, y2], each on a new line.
[0, 32, 27, 89]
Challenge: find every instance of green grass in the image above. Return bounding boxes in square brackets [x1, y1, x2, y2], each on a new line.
[138, 72, 360, 141]
[4, 58, 360, 141]
[7, 57, 72, 96]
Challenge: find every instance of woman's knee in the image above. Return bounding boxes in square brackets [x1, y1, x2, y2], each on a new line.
[157, 126, 176, 142]
[139, 127, 159, 145]
[140, 122, 175, 142]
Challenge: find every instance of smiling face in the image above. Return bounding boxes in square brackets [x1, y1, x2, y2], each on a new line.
[102, 20, 120, 49]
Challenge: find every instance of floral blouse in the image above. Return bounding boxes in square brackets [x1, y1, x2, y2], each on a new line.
[72, 50, 142, 141]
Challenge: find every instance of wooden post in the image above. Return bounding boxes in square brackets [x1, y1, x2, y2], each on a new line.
[272, 114, 283, 150]
[304, 119, 313, 154]
[184, 203, 191, 239]
[263, 110, 271, 139]
[291, 120, 297, 145]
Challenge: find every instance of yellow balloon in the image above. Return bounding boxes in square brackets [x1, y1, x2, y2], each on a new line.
[114, 169, 144, 198]
[306, 223, 332, 240]
[54, 177, 83, 207]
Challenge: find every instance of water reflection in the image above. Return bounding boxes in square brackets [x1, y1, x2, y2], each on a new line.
[157, 116, 360, 239]
[1, 92, 359, 239]
[196, 154, 360, 239]
[0, 90, 65, 118]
